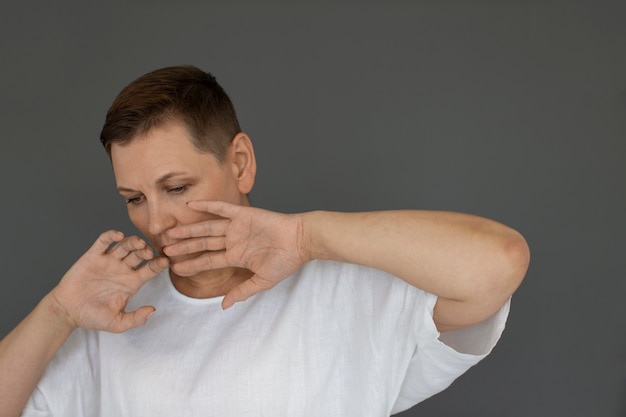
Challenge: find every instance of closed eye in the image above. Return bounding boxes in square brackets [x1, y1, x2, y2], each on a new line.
[125, 195, 145, 205]
[168, 185, 187, 194]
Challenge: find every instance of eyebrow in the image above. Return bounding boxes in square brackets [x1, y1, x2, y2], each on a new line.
[117, 171, 189, 193]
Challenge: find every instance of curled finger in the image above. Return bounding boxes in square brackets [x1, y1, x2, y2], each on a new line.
[90, 230, 125, 254]
[123, 246, 155, 269]
[135, 257, 170, 283]
[108, 236, 147, 260]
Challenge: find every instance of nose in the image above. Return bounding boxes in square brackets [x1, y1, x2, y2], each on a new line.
[147, 199, 177, 236]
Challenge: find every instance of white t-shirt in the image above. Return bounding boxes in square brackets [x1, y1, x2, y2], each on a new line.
[24, 260, 510, 416]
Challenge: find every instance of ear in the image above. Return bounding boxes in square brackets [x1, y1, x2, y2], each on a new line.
[229, 133, 256, 195]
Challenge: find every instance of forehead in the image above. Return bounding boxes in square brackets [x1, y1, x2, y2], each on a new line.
[110, 122, 222, 185]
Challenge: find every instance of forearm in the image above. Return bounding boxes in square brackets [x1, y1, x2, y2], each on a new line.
[303, 210, 529, 326]
[0, 293, 73, 417]
[0, 231, 167, 416]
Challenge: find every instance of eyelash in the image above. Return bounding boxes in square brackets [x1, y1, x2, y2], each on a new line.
[168, 185, 187, 194]
[125, 196, 145, 205]
[124, 185, 188, 205]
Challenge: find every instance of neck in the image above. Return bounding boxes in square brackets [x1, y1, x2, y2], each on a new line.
[169, 267, 253, 299]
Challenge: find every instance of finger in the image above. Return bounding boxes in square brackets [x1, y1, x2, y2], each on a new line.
[135, 257, 169, 284]
[108, 236, 147, 260]
[167, 219, 230, 239]
[222, 274, 274, 310]
[163, 236, 226, 257]
[122, 246, 155, 269]
[169, 251, 229, 276]
[111, 306, 156, 333]
[186, 200, 238, 218]
[89, 230, 124, 254]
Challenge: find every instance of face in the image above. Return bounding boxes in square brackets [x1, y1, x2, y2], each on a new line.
[111, 121, 254, 259]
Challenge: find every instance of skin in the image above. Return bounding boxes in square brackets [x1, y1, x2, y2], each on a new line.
[0, 119, 529, 417]
[110, 121, 528, 327]
[0, 231, 168, 417]
[111, 121, 258, 299]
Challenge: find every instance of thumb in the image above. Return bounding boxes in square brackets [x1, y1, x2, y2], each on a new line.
[222, 274, 272, 310]
[114, 306, 156, 333]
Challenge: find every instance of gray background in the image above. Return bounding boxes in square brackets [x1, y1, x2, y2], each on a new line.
[1, 1, 624, 416]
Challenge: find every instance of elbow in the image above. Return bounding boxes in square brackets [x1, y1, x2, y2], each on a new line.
[439, 229, 529, 331]
[469, 231, 529, 326]
[498, 230, 530, 298]
[476, 230, 530, 309]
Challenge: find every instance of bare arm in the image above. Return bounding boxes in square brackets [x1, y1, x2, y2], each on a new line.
[164, 202, 529, 331]
[0, 231, 168, 417]
[0, 295, 74, 417]
[302, 210, 529, 331]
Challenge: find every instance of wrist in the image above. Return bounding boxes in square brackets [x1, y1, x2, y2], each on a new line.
[298, 211, 330, 262]
[43, 290, 78, 333]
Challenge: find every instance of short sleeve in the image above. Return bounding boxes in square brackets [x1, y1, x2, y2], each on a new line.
[391, 294, 511, 414]
[21, 387, 51, 417]
[20, 327, 100, 417]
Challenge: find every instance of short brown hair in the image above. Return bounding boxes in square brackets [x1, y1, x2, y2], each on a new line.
[99, 65, 241, 161]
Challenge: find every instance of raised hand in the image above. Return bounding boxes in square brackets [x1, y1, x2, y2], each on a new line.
[49, 230, 169, 333]
[163, 201, 310, 309]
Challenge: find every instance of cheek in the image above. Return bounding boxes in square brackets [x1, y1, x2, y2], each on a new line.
[188, 182, 241, 211]
[178, 205, 218, 225]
